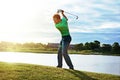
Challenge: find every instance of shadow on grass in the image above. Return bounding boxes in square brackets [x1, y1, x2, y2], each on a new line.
[65, 69, 98, 80]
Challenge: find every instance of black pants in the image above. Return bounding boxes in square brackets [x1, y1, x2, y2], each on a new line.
[57, 35, 74, 68]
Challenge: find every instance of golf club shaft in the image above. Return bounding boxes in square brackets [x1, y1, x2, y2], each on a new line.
[57, 9, 78, 19]
[64, 11, 78, 19]
[64, 11, 77, 17]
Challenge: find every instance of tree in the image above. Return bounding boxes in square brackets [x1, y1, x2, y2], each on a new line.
[74, 43, 84, 51]
[89, 42, 95, 50]
[101, 44, 112, 52]
[84, 42, 91, 50]
[92, 40, 101, 51]
[94, 40, 100, 49]
[84, 40, 100, 50]
[112, 42, 120, 54]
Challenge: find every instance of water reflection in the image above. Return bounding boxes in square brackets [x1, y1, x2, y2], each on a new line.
[0, 52, 120, 75]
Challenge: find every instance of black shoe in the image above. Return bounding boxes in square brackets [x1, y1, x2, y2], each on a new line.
[69, 67, 74, 70]
[57, 66, 62, 68]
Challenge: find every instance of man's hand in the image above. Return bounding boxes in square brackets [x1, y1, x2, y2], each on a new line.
[61, 10, 64, 14]
[57, 9, 68, 20]
[57, 9, 64, 13]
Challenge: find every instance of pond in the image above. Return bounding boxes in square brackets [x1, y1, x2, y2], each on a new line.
[0, 52, 120, 75]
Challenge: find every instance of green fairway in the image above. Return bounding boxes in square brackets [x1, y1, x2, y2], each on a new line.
[0, 62, 119, 80]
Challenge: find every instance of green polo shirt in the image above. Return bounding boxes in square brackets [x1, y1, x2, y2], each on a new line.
[55, 17, 70, 36]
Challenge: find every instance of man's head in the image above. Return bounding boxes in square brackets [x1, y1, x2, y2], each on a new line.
[53, 14, 61, 24]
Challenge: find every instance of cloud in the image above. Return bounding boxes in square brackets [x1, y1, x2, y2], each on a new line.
[0, 0, 120, 44]
[64, 0, 120, 34]
[96, 22, 120, 29]
[70, 22, 120, 33]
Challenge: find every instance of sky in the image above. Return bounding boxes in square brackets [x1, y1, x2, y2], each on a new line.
[0, 0, 120, 44]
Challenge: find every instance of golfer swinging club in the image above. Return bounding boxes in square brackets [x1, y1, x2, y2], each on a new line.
[53, 9, 74, 70]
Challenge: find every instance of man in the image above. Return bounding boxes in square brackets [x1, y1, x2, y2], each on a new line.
[53, 10, 74, 70]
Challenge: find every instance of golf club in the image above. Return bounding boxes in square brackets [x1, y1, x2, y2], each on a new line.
[57, 9, 78, 20]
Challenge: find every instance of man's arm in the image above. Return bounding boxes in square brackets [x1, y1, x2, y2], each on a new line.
[61, 10, 68, 20]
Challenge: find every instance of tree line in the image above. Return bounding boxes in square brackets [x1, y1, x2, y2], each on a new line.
[0, 41, 120, 54]
[0, 41, 46, 51]
[74, 40, 120, 54]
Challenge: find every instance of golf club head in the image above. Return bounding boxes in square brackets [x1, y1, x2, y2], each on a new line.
[76, 16, 79, 19]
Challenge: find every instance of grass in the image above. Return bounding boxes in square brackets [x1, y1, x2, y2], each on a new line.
[4, 49, 120, 56]
[1, 47, 120, 56]
[4, 48, 58, 54]
[0, 62, 120, 80]
[68, 50, 93, 55]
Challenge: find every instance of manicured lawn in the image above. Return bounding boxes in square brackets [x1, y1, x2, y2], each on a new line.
[0, 62, 119, 80]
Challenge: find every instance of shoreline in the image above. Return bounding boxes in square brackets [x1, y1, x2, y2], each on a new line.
[0, 50, 120, 56]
